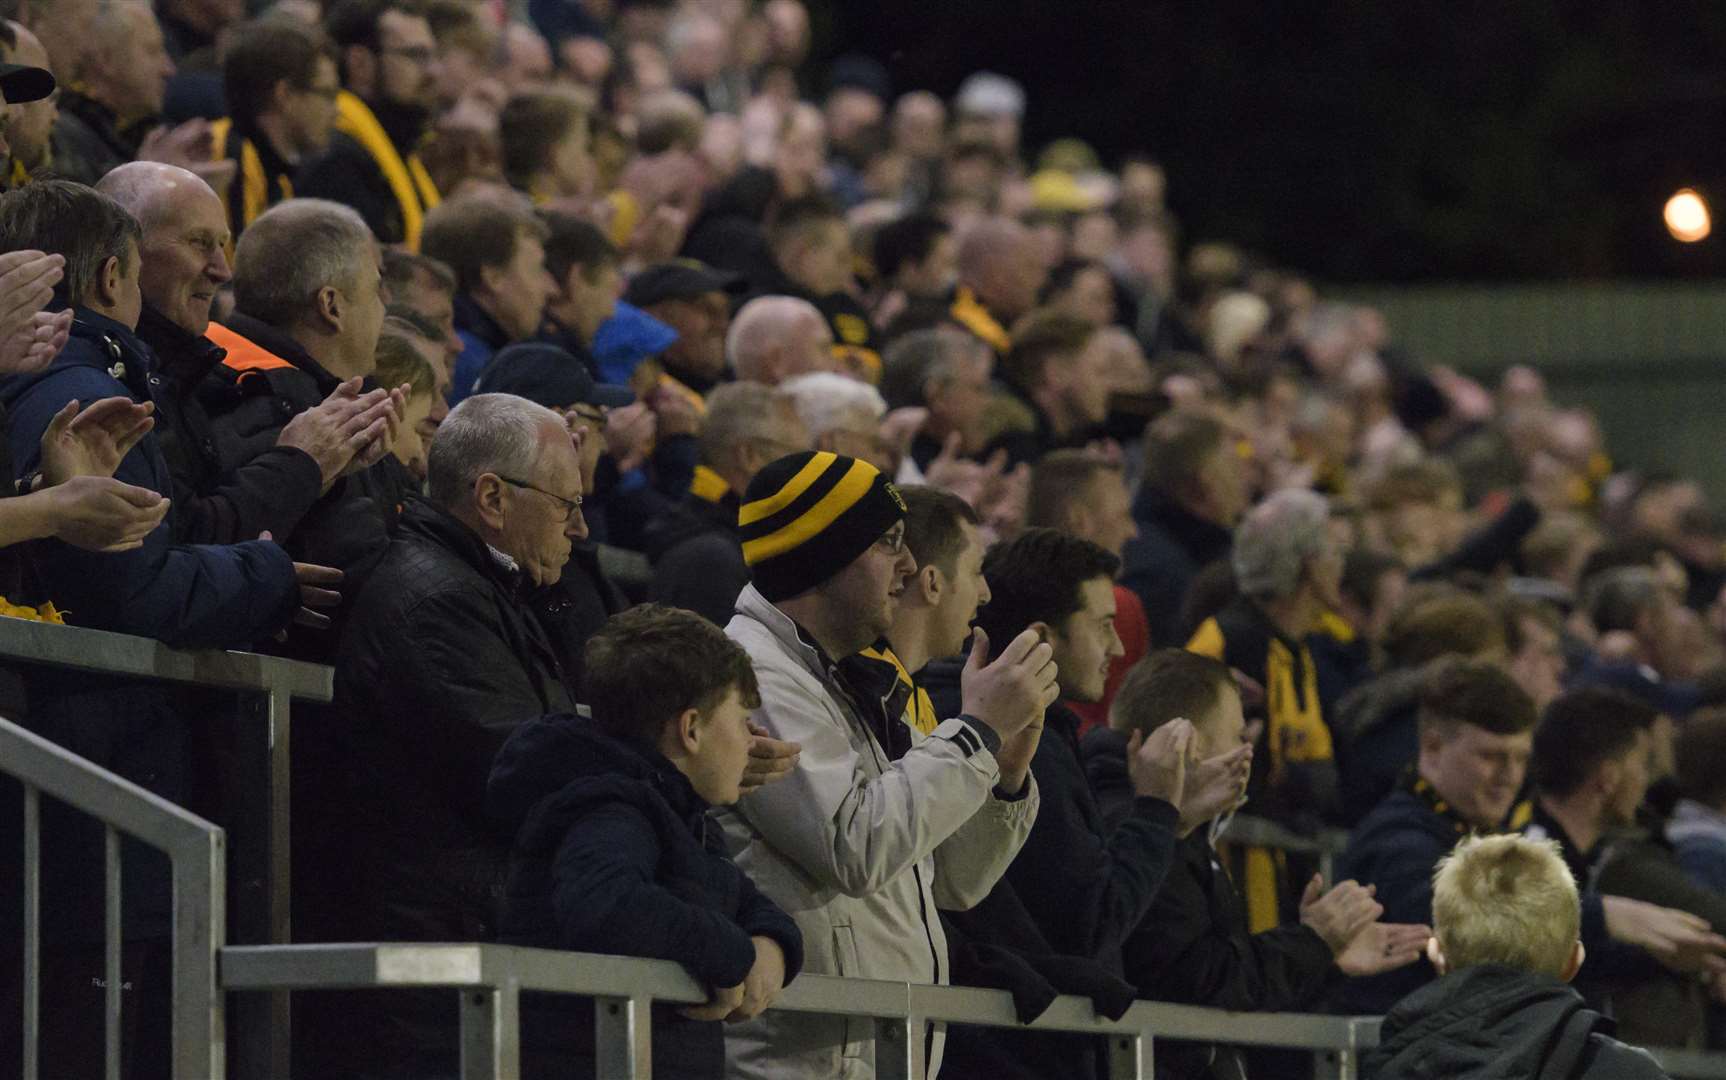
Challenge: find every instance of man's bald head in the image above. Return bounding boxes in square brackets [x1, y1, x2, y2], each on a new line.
[726, 294, 834, 385]
[97, 162, 231, 334]
[957, 216, 1045, 323]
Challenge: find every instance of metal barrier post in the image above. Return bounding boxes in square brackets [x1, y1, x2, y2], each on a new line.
[873, 1015, 916, 1080]
[21, 783, 39, 1080]
[104, 826, 121, 1080]
[593, 993, 651, 1079]
[1108, 1032, 1147, 1079]
[459, 982, 521, 1080]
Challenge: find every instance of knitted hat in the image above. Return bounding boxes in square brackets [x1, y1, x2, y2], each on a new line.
[741, 451, 907, 601]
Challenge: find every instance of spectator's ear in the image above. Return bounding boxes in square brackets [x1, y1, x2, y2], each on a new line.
[673, 706, 703, 756]
[915, 563, 941, 604]
[1426, 936, 1448, 975]
[1560, 941, 1585, 983]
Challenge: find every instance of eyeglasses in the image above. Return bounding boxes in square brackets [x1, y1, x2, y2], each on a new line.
[875, 527, 906, 555]
[497, 476, 584, 522]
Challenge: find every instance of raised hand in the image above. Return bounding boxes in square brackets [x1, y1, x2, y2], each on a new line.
[1176, 740, 1253, 834]
[1300, 879, 1383, 955]
[39, 397, 156, 485]
[258, 530, 343, 633]
[740, 721, 800, 793]
[1127, 718, 1194, 805]
[0, 250, 71, 375]
[1334, 921, 1432, 977]
[276, 379, 399, 490]
[959, 626, 1059, 742]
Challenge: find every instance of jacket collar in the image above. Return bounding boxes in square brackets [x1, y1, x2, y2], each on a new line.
[397, 498, 525, 596]
[454, 291, 511, 351]
[134, 303, 227, 390]
[1133, 486, 1233, 562]
[221, 310, 344, 395]
[68, 305, 155, 389]
[735, 582, 836, 683]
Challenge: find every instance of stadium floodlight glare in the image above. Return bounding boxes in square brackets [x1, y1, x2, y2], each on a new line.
[1664, 188, 1711, 243]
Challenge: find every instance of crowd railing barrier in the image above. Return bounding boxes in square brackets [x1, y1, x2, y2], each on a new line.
[0, 619, 331, 1079]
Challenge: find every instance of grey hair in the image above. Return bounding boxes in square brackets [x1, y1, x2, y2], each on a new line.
[779, 371, 885, 439]
[427, 393, 564, 508]
[726, 294, 824, 381]
[1232, 489, 1332, 601]
[233, 198, 373, 328]
[877, 327, 979, 411]
[699, 381, 798, 466]
[1586, 566, 1664, 635]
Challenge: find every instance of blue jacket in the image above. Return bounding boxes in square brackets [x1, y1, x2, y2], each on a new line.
[449, 293, 510, 405]
[0, 307, 299, 945]
[488, 712, 803, 1080]
[0, 307, 299, 647]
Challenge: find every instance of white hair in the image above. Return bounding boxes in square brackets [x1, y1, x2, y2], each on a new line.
[427, 393, 565, 508]
[779, 372, 885, 439]
[1232, 489, 1331, 600]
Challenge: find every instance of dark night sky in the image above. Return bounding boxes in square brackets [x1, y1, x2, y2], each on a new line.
[819, 1, 1726, 283]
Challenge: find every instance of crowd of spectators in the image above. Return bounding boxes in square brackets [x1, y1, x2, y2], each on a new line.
[3, 0, 1726, 1077]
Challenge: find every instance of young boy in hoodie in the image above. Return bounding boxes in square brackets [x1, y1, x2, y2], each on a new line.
[1365, 833, 1668, 1079]
[485, 604, 804, 1080]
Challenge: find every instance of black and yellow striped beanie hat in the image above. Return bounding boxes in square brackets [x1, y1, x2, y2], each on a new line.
[740, 451, 907, 601]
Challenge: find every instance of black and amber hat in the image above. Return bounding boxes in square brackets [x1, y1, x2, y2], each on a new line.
[740, 451, 907, 602]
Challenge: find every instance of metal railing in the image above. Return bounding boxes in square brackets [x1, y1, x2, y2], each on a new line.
[219, 942, 1381, 1079]
[3, 715, 225, 1080]
[0, 618, 332, 1079]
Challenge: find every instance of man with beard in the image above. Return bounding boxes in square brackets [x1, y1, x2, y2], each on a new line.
[298, 0, 442, 247]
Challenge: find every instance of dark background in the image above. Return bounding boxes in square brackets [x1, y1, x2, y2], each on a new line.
[816, 1, 1726, 283]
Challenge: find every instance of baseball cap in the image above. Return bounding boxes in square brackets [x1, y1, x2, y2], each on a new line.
[476, 343, 635, 410]
[623, 259, 744, 308]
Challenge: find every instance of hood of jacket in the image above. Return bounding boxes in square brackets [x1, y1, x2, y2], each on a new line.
[485, 711, 709, 846]
[215, 310, 345, 397]
[0, 306, 155, 409]
[1365, 965, 1603, 1079]
[1333, 662, 1431, 746]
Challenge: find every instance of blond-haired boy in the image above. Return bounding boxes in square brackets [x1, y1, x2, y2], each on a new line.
[1365, 834, 1668, 1079]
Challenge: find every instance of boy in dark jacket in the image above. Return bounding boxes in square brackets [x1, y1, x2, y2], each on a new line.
[1366, 833, 1668, 1079]
[487, 604, 804, 1080]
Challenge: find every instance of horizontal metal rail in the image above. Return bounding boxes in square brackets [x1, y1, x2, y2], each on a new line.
[221, 943, 1380, 1079]
[3, 715, 225, 1080]
[0, 617, 332, 1080]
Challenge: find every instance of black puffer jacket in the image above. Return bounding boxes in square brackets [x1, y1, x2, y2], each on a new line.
[133, 303, 325, 545]
[333, 499, 578, 943]
[1365, 965, 1669, 1079]
[486, 713, 803, 1080]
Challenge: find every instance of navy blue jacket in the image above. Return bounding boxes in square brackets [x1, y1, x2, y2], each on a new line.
[1120, 487, 1232, 649]
[1334, 784, 1620, 1016]
[487, 713, 803, 1080]
[0, 307, 298, 944]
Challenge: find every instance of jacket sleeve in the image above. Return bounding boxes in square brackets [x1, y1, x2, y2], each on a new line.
[1125, 847, 1336, 1011]
[931, 775, 1040, 911]
[731, 858, 806, 983]
[550, 803, 760, 989]
[173, 444, 324, 546]
[8, 369, 299, 648]
[733, 660, 999, 899]
[1004, 734, 1180, 960]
